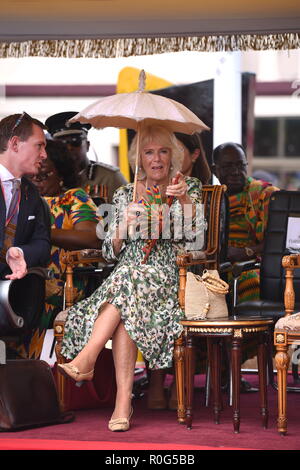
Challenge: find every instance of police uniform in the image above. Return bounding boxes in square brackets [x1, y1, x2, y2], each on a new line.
[45, 111, 128, 203]
[80, 160, 127, 204]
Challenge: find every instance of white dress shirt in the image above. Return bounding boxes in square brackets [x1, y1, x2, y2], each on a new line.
[0, 163, 23, 261]
[0, 163, 21, 216]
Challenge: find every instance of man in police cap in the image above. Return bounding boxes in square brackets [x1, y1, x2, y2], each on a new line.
[45, 111, 127, 203]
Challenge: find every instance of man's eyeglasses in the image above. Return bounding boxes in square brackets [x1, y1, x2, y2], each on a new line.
[218, 162, 248, 173]
[9, 111, 32, 139]
[58, 135, 86, 148]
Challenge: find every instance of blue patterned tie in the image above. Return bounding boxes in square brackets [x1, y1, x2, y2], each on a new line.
[7, 179, 21, 222]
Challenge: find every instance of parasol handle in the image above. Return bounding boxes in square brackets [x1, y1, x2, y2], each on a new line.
[132, 121, 142, 203]
[129, 122, 142, 237]
[138, 70, 146, 92]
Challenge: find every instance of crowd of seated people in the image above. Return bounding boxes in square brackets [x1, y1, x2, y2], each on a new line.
[56, 124, 206, 431]
[0, 109, 289, 432]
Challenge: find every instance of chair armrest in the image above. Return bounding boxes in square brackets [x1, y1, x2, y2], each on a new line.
[217, 259, 261, 308]
[231, 259, 260, 279]
[176, 251, 219, 269]
[62, 249, 115, 309]
[62, 249, 107, 267]
[282, 253, 300, 270]
[176, 251, 199, 267]
[219, 261, 232, 273]
[27, 266, 54, 280]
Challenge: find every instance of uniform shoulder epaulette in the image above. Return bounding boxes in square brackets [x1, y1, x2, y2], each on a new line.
[91, 161, 120, 172]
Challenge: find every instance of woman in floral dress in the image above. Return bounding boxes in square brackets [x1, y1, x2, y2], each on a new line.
[58, 126, 205, 431]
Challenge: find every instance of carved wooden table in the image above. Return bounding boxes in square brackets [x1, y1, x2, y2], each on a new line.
[174, 316, 274, 433]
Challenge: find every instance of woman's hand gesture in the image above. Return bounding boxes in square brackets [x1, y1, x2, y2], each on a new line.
[166, 172, 189, 204]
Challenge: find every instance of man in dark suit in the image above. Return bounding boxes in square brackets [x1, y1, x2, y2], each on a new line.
[0, 112, 51, 280]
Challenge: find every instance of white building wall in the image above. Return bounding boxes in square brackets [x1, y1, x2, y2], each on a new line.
[0, 50, 299, 167]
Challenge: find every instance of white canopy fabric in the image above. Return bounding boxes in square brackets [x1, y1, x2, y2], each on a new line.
[0, 0, 299, 57]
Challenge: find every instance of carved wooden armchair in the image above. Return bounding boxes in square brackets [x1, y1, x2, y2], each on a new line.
[53, 184, 227, 412]
[274, 253, 300, 435]
[53, 249, 115, 410]
[174, 184, 228, 424]
[173, 184, 281, 432]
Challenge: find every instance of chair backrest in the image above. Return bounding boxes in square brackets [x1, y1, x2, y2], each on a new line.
[177, 184, 227, 308]
[260, 190, 300, 302]
[90, 184, 108, 206]
[198, 184, 228, 268]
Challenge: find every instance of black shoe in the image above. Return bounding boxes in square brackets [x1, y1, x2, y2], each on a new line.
[240, 377, 259, 393]
[132, 376, 148, 399]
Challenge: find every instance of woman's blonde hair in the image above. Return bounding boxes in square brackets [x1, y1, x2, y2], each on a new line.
[128, 125, 184, 181]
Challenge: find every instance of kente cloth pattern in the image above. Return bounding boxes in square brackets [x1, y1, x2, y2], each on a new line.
[61, 177, 205, 369]
[137, 185, 174, 247]
[228, 176, 279, 302]
[26, 188, 99, 359]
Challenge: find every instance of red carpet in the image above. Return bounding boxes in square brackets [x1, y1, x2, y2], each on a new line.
[0, 374, 299, 451]
[0, 438, 245, 450]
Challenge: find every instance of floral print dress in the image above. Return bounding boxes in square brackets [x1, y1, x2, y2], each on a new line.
[61, 177, 205, 369]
